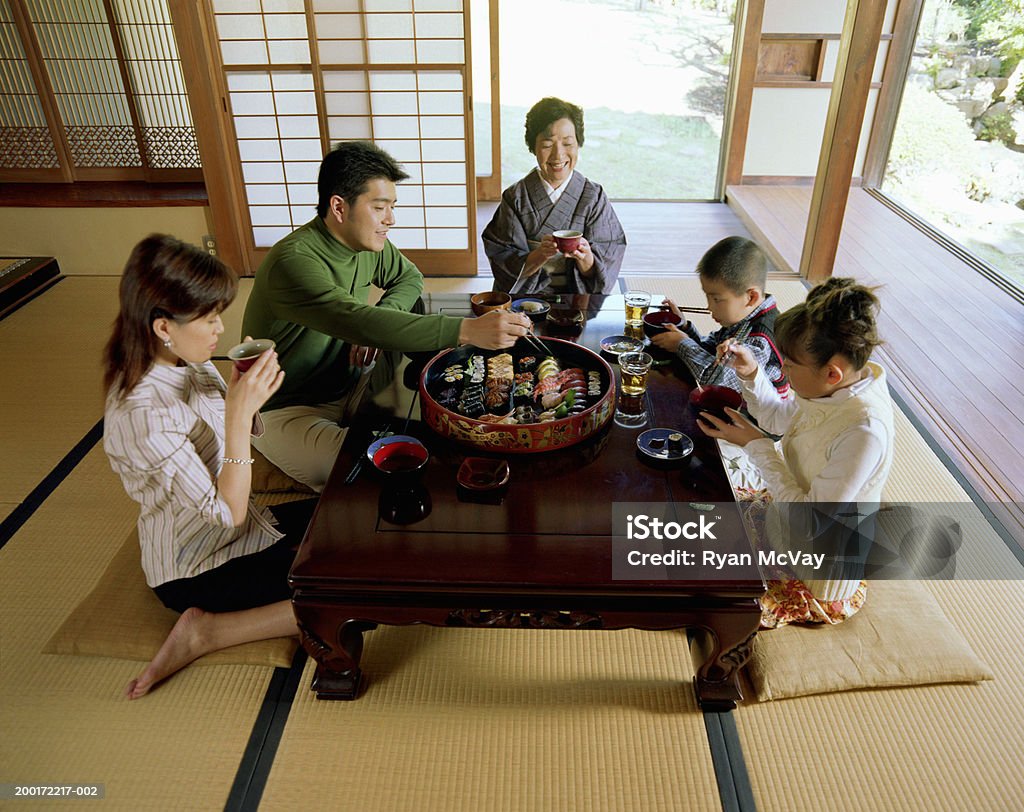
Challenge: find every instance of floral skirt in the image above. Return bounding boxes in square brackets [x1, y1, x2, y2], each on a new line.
[731, 470, 868, 630]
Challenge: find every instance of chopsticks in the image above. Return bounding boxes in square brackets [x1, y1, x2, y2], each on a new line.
[659, 304, 710, 315]
[344, 423, 391, 485]
[700, 321, 753, 387]
[520, 329, 548, 356]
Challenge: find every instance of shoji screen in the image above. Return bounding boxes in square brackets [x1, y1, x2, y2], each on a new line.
[209, 0, 475, 275]
[1, 0, 200, 181]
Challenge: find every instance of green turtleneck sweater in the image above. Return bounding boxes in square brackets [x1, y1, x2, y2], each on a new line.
[242, 217, 462, 411]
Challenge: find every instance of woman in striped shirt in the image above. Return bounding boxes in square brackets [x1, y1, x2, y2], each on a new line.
[103, 235, 312, 699]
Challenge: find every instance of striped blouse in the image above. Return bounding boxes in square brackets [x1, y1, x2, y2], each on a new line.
[103, 362, 282, 587]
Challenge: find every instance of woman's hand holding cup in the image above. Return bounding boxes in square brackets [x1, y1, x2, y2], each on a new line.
[524, 236, 560, 276]
[226, 336, 284, 422]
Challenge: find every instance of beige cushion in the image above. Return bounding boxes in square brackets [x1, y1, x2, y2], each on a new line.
[43, 529, 297, 668]
[742, 579, 992, 701]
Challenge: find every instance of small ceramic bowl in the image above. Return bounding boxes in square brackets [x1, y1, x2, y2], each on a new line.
[642, 310, 684, 338]
[510, 297, 551, 321]
[371, 436, 429, 478]
[457, 457, 510, 491]
[552, 229, 582, 253]
[546, 309, 585, 328]
[470, 291, 512, 316]
[456, 457, 511, 504]
[599, 335, 645, 357]
[227, 339, 276, 373]
[636, 428, 694, 469]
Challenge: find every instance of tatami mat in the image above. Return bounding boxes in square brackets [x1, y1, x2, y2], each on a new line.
[0, 276, 119, 504]
[0, 448, 277, 809]
[0, 502, 15, 523]
[261, 627, 722, 812]
[736, 579, 1024, 810]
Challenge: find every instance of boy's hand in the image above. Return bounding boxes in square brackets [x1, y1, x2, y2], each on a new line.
[717, 340, 757, 380]
[697, 408, 764, 447]
[651, 323, 685, 352]
[659, 298, 689, 330]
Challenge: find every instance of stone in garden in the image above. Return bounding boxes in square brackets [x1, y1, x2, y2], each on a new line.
[935, 68, 961, 90]
[980, 101, 1010, 123]
[958, 98, 988, 119]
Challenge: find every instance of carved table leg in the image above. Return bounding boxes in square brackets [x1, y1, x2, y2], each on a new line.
[298, 617, 377, 701]
[693, 609, 760, 712]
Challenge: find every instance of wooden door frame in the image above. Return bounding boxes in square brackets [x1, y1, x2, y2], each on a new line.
[861, 0, 925, 189]
[474, 0, 501, 201]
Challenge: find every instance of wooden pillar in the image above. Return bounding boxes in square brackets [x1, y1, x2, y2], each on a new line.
[799, 0, 887, 282]
[722, 0, 765, 190]
[862, 0, 926, 188]
[168, 0, 249, 275]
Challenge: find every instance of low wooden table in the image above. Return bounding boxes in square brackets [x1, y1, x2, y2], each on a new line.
[290, 294, 764, 711]
[0, 256, 61, 318]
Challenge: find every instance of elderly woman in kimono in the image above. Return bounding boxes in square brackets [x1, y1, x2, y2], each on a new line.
[483, 97, 626, 295]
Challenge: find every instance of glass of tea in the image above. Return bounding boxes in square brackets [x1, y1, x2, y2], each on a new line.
[623, 291, 651, 327]
[615, 351, 653, 428]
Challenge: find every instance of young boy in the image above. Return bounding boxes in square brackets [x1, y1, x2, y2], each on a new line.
[650, 236, 788, 396]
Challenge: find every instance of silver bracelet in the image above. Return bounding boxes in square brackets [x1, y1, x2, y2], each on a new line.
[222, 456, 255, 465]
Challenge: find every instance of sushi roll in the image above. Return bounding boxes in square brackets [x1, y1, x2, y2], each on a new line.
[436, 385, 460, 410]
[537, 356, 560, 382]
[442, 363, 464, 383]
[513, 371, 535, 402]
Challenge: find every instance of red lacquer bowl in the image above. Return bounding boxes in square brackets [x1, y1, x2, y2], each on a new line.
[419, 337, 616, 453]
[689, 384, 742, 421]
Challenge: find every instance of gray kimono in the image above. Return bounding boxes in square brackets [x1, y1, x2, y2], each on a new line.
[482, 169, 626, 295]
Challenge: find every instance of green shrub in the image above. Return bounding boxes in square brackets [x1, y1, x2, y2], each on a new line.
[978, 110, 1017, 144]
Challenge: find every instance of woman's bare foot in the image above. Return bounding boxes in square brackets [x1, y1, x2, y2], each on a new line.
[125, 606, 209, 700]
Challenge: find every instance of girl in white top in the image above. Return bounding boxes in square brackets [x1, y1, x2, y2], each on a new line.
[698, 277, 894, 627]
[103, 235, 299, 699]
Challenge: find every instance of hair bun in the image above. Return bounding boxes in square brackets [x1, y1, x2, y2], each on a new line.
[807, 277, 879, 325]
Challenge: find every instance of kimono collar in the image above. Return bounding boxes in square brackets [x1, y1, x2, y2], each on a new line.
[524, 169, 586, 233]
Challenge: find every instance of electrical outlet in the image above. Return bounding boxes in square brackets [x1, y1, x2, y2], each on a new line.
[202, 235, 218, 256]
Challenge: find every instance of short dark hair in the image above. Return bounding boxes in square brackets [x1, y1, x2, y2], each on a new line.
[696, 236, 769, 295]
[103, 234, 238, 398]
[775, 277, 882, 369]
[317, 141, 410, 218]
[524, 97, 585, 153]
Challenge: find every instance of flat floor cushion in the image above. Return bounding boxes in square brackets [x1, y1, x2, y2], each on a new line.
[742, 579, 992, 701]
[43, 528, 297, 668]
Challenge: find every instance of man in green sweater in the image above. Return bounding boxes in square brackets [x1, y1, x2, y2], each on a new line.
[243, 141, 530, 491]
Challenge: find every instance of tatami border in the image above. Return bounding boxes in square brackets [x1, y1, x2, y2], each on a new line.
[0, 418, 103, 550]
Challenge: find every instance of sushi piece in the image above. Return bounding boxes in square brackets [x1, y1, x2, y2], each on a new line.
[513, 404, 538, 424]
[436, 385, 460, 410]
[442, 363, 464, 383]
[516, 355, 537, 373]
[468, 355, 486, 384]
[537, 356, 560, 382]
[458, 379, 486, 417]
[513, 371, 535, 401]
[487, 352, 514, 382]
